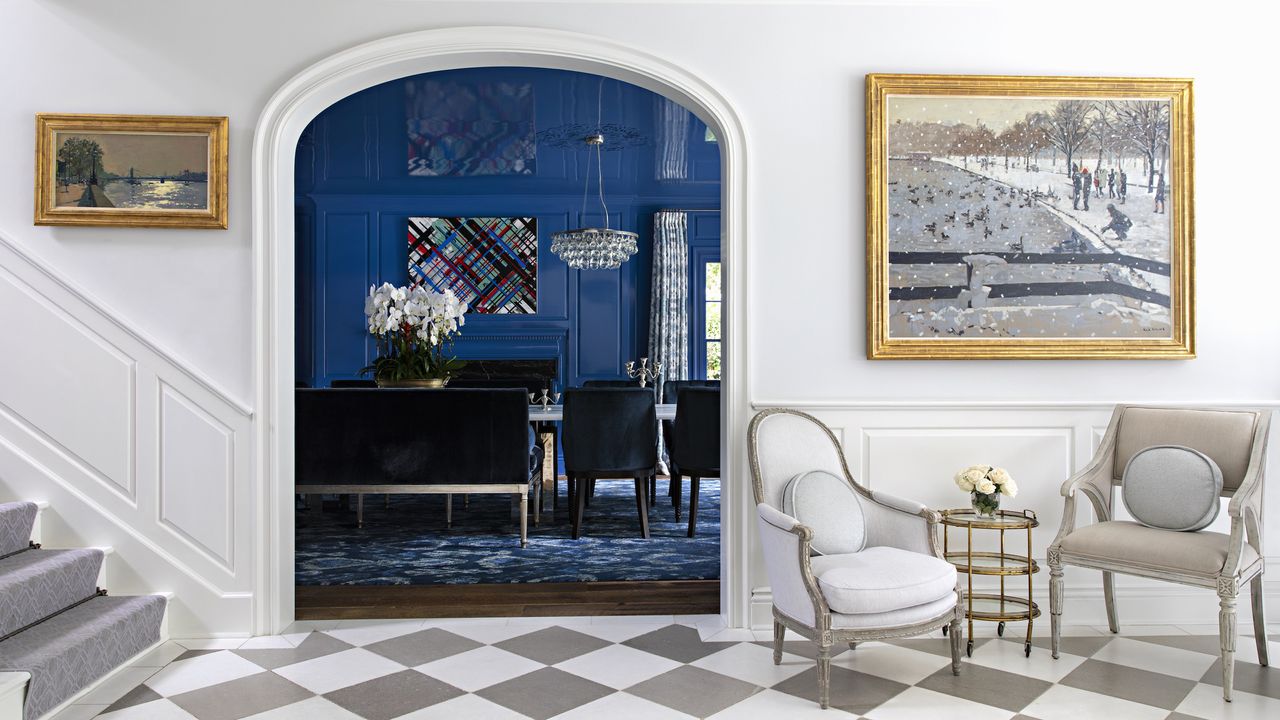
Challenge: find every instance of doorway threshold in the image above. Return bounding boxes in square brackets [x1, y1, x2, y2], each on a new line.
[296, 580, 719, 620]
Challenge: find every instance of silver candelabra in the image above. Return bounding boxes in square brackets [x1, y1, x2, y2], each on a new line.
[625, 357, 663, 388]
[528, 388, 561, 409]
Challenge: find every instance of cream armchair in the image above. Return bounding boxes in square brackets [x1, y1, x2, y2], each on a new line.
[1047, 405, 1271, 701]
[749, 409, 962, 709]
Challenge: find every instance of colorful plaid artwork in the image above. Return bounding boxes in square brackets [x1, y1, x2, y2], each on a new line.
[407, 217, 538, 314]
[405, 79, 536, 176]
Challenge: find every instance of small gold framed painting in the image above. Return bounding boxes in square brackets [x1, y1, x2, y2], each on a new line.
[34, 113, 228, 229]
[866, 74, 1193, 359]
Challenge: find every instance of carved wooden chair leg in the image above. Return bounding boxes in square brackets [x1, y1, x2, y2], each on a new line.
[1103, 571, 1119, 633]
[1252, 575, 1269, 666]
[949, 615, 963, 675]
[772, 620, 785, 665]
[1220, 580, 1238, 702]
[1048, 557, 1064, 659]
[816, 644, 832, 709]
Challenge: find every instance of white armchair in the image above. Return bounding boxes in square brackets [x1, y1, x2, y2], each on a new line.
[1047, 405, 1271, 702]
[749, 409, 962, 709]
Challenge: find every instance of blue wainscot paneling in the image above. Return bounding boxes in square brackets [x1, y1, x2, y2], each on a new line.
[295, 66, 720, 390]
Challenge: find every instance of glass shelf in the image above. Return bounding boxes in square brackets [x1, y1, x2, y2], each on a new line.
[941, 508, 1038, 530]
[961, 592, 1040, 621]
[946, 551, 1039, 576]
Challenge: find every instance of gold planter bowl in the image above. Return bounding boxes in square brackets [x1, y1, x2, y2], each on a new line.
[374, 377, 447, 389]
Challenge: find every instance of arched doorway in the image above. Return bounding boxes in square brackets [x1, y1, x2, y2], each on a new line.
[252, 26, 749, 634]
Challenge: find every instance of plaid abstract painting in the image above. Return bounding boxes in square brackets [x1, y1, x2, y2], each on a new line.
[405, 79, 536, 176]
[407, 217, 538, 314]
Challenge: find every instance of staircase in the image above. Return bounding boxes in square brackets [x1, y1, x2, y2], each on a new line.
[0, 501, 168, 720]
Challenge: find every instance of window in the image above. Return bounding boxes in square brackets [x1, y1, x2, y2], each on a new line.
[703, 261, 722, 380]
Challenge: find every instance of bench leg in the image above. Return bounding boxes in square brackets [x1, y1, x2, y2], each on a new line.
[357, 493, 364, 528]
[445, 493, 452, 527]
[520, 492, 528, 548]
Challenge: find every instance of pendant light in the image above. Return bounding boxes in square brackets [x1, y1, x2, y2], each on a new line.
[550, 79, 639, 270]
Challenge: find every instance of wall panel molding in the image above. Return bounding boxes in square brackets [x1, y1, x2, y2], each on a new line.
[0, 232, 251, 418]
[159, 382, 236, 572]
[0, 227, 254, 635]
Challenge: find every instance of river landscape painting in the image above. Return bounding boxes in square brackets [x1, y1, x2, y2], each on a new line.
[35, 114, 228, 228]
[866, 75, 1194, 359]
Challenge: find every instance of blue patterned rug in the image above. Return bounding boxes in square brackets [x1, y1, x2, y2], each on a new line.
[295, 478, 720, 585]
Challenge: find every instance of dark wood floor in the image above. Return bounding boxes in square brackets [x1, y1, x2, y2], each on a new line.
[296, 580, 720, 620]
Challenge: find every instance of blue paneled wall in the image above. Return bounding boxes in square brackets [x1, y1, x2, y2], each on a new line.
[295, 67, 720, 389]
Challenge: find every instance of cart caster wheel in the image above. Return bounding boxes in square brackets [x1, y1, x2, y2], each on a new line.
[966, 639, 973, 657]
[1024, 642, 1032, 657]
[942, 624, 948, 636]
[997, 622, 1005, 637]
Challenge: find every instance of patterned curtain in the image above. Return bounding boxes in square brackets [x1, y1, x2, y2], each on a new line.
[649, 210, 690, 402]
[655, 98, 690, 181]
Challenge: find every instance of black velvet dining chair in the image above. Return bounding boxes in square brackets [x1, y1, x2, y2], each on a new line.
[561, 387, 658, 539]
[666, 386, 721, 537]
[660, 380, 720, 516]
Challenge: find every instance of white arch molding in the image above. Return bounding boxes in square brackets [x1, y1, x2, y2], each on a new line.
[251, 27, 752, 634]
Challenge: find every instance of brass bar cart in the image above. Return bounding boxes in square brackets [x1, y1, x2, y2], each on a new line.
[940, 508, 1040, 657]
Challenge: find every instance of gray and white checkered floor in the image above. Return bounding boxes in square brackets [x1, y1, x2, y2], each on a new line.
[52, 617, 1280, 720]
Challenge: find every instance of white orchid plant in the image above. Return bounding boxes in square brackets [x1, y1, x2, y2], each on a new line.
[954, 465, 1017, 516]
[361, 282, 468, 383]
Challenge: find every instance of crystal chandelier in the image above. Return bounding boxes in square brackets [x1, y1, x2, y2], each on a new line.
[550, 81, 639, 270]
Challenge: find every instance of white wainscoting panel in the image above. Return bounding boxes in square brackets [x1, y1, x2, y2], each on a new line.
[159, 383, 235, 571]
[0, 268, 135, 498]
[0, 234, 253, 637]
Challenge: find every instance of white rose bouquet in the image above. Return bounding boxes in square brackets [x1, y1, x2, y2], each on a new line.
[953, 465, 1017, 517]
[361, 282, 469, 384]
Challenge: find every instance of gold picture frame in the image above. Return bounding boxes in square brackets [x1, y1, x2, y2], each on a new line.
[35, 113, 228, 229]
[866, 74, 1193, 359]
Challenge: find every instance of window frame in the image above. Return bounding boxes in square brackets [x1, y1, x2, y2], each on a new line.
[690, 247, 722, 381]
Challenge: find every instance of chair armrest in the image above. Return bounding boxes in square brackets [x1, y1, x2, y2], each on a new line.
[862, 491, 939, 558]
[756, 504, 826, 627]
[1051, 433, 1116, 552]
[1228, 411, 1271, 520]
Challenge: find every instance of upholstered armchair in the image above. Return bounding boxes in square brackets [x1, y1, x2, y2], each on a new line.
[1047, 405, 1271, 701]
[748, 409, 962, 709]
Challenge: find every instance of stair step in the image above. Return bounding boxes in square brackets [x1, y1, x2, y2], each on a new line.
[0, 502, 38, 557]
[0, 594, 166, 720]
[0, 548, 105, 638]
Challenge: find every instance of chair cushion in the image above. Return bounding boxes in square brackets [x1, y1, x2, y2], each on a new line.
[782, 471, 865, 555]
[1122, 445, 1222, 531]
[830, 593, 958, 630]
[1059, 521, 1259, 577]
[811, 546, 957, 615]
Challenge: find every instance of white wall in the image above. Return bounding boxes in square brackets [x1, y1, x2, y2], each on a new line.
[1, 0, 1277, 634]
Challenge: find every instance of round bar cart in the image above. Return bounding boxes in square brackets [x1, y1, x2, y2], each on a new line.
[939, 508, 1040, 657]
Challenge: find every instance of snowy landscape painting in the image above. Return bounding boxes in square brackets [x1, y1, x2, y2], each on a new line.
[866, 75, 1194, 359]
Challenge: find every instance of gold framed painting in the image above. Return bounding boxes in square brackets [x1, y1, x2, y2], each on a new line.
[34, 114, 228, 229]
[866, 74, 1193, 359]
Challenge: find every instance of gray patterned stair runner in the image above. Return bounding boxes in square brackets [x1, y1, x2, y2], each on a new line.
[0, 502, 38, 557]
[0, 500, 166, 720]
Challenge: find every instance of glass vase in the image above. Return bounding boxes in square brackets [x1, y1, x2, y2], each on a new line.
[971, 490, 1000, 518]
